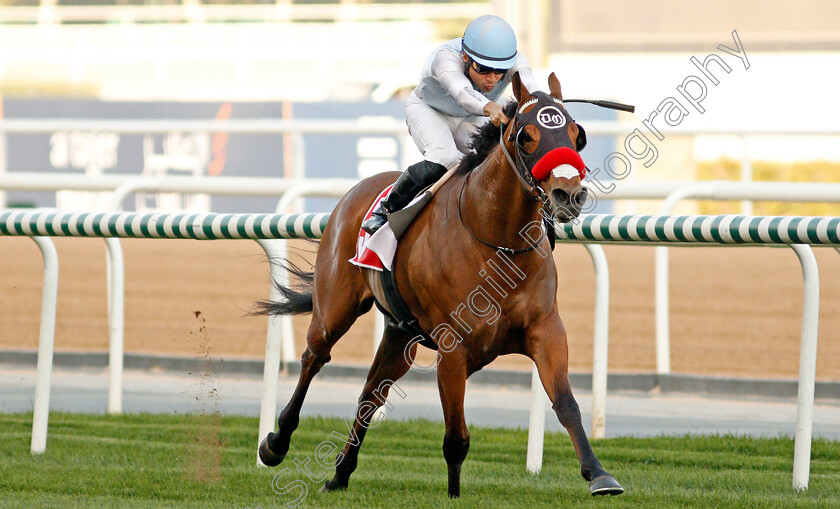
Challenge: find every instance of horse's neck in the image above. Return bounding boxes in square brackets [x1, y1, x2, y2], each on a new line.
[461, 145, 542, 245]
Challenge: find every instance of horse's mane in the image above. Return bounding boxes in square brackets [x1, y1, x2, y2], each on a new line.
[455, 100, 519, 175]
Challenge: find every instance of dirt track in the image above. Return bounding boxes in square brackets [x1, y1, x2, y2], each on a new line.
[2, 237, 839, 381]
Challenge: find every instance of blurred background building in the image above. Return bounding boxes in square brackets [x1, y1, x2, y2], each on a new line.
[1, 0, 838, 214]
[2, 0, 839, 100]
[3, 2, 840, 387]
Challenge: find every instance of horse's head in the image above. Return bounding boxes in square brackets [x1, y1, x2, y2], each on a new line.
[504, 72, 588, 223]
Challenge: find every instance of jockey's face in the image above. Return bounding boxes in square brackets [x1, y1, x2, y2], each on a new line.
[463, 54, 505, 92]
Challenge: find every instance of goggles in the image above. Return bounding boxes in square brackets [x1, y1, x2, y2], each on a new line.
[469, 59, 508, 75]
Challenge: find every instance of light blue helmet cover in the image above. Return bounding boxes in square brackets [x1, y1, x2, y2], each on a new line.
[461, 14, 518, 68]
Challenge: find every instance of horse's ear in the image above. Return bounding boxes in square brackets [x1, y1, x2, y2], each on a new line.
[548, 72, 563, 101]
[512, 71, 532, 103]
[512, 72, 523, 102]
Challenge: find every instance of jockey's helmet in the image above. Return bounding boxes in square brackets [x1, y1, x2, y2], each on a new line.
[461, 15, 518, 69]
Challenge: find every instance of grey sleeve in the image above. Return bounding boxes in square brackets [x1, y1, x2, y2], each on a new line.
[432, 50, 489, 116]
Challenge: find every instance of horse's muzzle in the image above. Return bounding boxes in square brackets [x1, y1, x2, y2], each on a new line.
[549, 186, 588, 223]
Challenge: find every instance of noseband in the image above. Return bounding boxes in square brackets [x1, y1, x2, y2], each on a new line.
[499, 95, 581, 212]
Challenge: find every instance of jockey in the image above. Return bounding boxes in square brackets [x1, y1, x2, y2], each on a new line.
[362, 14, 543, 234]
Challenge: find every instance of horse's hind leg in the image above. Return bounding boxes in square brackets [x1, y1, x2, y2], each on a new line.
[526, 317, 624, 496]
[322, 323, 418, 492]
[259, 288, 372, 467]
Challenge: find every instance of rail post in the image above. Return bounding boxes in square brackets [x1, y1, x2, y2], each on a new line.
[29, 236, 59, 455]
[790, 244, 819, 491]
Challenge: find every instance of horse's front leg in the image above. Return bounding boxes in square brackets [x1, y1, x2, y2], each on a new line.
[526, 315, 624, 496]
[436, 352, 470, 498]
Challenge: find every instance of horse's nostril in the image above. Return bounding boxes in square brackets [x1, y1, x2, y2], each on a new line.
[573, 188, 588, 208]
[551, 188, 570, 205]
[550, 187, 587, 219]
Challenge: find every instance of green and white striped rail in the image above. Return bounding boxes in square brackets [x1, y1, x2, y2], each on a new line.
[3, 208, 834, 491]
[0, 210, 331, 240]
[557, 214, 840, 245]
[3, 210, 840, 245]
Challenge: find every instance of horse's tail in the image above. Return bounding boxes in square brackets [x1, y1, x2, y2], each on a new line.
[250, 258, 314, 316]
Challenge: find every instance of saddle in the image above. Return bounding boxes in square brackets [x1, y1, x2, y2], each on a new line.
[349, 173, 555, 351]
[348, 187, 437, 349]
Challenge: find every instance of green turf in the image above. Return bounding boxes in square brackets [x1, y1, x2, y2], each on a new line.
[1, 412, 838, 508]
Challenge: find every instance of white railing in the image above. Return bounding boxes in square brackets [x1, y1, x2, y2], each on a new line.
[4, 115, 840, 385]
[6, 172, 838, 438]
[3, 209, 836, 492]
[548, 213, 837, 491]
[27, 236, 58, 455]
[3, 118, 835, 184]
[0, 173, 358, 417]
[0, 209, 329, 454]
[3, 118, 840, 490]
[652, 182, 840, 374]
[531, 182, 840, 459]
[0, 172, 379, 468]
[5, 174, 840, 403]
[4, 118, 837, 209]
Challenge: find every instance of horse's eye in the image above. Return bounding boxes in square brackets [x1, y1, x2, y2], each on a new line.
[517, 130, 533, 146]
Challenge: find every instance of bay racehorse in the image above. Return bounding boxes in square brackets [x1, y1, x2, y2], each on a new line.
[254, 73, 624, 498]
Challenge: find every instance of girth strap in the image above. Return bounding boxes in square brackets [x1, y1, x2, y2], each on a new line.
[378, 268, 438, 351]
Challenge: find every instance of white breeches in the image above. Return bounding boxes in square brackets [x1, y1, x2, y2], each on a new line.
[404, 90, 490, 169]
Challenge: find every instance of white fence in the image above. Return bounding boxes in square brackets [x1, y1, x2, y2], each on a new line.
[3, 118, 840, 491]
[0, 172, 357, 415]
[11, 170, 839, 418]
[2, 209, 837, 492]
[5, 119, 839, 378]
[652, 182, 840, 374]
[551, 213, 837, 491]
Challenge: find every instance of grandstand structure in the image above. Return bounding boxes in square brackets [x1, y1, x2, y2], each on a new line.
[0, 1, 494, 101]
[1, 1, 838, 102]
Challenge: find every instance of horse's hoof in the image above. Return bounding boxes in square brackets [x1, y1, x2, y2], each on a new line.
[258, 433, 286, 467]
[322, 479, 347, 492]
[589, 475, 624, 496]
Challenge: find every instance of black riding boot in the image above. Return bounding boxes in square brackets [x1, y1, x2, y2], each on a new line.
[362, 160, 447, 234]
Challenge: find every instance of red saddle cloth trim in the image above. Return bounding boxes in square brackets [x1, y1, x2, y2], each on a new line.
[349, 184, 394, 271]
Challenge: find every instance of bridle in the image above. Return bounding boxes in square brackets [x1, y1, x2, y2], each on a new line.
[456, 97, 571, 255]
[454, 93, 633, 255]
[499, 118, 550, 207]
[499, 95, 577, 210]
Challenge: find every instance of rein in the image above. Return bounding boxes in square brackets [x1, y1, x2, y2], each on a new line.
[456, 172, 547, 255]
[455, 117, 548, 256]
[498, 122, 550, 206]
